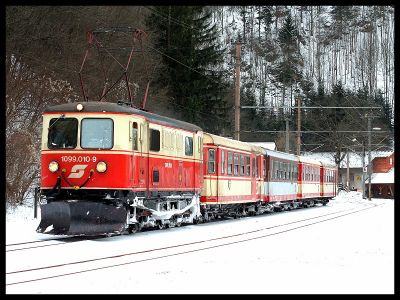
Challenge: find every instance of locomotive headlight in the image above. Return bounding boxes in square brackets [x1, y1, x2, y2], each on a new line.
[48, 161, 59, 173]
[76, 103, 84, 111]
[96, 161, 107, 173]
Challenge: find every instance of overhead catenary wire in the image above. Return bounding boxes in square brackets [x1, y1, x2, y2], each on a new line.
[8, 7, 392, 145]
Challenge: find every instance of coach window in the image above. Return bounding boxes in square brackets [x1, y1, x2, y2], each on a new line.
[272, 161, 275, 179]
[287, 163, 290, 180]
[208, 149, 215, 174]
[252, 158, 256, 177]
[150, 129, 160, 151]
[263, 158, 267, 178]
[256, 157, 259, 177]
[234, 153, 239, 176]
[246, 156, 251, 176]
[277, 162, 280, 179]
[240, 155, 245, 176]
[48, 118, 78, 149]
[283, 163, 287, 180]
[227, 152, 233, 175]
[221, 150, 225, 174]
[292, 164, 295, 181]
[81, 118, 113, 149]
[185, 136, 193, 156]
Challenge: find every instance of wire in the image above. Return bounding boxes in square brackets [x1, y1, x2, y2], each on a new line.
[143, 6, 193, 30]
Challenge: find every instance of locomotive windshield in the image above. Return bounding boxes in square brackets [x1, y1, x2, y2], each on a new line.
[48, 118, 78, 149]
[81, 118, 113, 149]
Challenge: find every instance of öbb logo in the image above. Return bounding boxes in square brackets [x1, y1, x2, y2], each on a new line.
[68, 165, 88, 179]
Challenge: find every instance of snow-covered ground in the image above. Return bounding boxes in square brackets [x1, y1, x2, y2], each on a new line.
[6, 191, 394, 294]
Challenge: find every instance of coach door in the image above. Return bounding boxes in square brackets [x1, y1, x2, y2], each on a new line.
[129, 121, 137, 184]
[320, 166, 324, 197]
[251, 156, 257, 201]
[297, 162, 303, 199]
[256, 155, 263, 201]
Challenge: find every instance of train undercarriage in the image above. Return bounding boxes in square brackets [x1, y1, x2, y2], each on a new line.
[36, 188, 331, 236]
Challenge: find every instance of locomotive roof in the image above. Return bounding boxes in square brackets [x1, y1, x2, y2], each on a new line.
[44, 101, 203, 132]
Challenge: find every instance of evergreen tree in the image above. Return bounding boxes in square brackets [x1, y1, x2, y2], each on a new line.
[373, 89, 393, 132]
[271, 13, 303, 113]
[146, 6, 229, 133]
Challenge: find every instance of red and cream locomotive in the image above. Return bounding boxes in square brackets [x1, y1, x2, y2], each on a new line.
[36, 101, 337, 236]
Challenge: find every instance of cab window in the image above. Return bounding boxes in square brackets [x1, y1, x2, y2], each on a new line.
[48, 117, 78, 149]
[185, 136, 193, 156]
[81, 118, 113, 149]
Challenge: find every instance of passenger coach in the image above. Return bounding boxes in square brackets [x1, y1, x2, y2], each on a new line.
[201, 133, 265, 218]
[263, 149, 300, 210]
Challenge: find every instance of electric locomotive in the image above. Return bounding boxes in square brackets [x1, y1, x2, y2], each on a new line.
[37, 101, 203, 235]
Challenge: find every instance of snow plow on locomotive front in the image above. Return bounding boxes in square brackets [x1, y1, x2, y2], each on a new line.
[36, 102, 134, 235]
[36, 101, 204, 236]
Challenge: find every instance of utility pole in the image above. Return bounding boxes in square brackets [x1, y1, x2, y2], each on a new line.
[362, 140, 366, 199]
[346, 150, 350, 192]
[285, 118, 290, 153]
[234, 41, 241, 141]
[296, 97, 301, 156]
[367, 115, 372, 201]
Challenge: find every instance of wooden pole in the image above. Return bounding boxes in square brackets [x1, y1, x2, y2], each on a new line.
[285, 118, 290, 153]
[296, 97, 301, 156]
[368, 115, 372, 200]
[234, 42, 241, 141]
[346, 151, 350, 191]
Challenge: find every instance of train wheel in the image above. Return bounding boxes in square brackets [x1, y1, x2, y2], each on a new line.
[128, 223, 140, 234]
[157, 221, 165, 229]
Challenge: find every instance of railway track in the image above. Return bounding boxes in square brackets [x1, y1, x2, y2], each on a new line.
[6, 201, 384, 287]
[6, 235, 106, 253]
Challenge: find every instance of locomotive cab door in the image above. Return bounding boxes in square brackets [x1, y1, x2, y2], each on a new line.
[139, 122, 149, 194]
